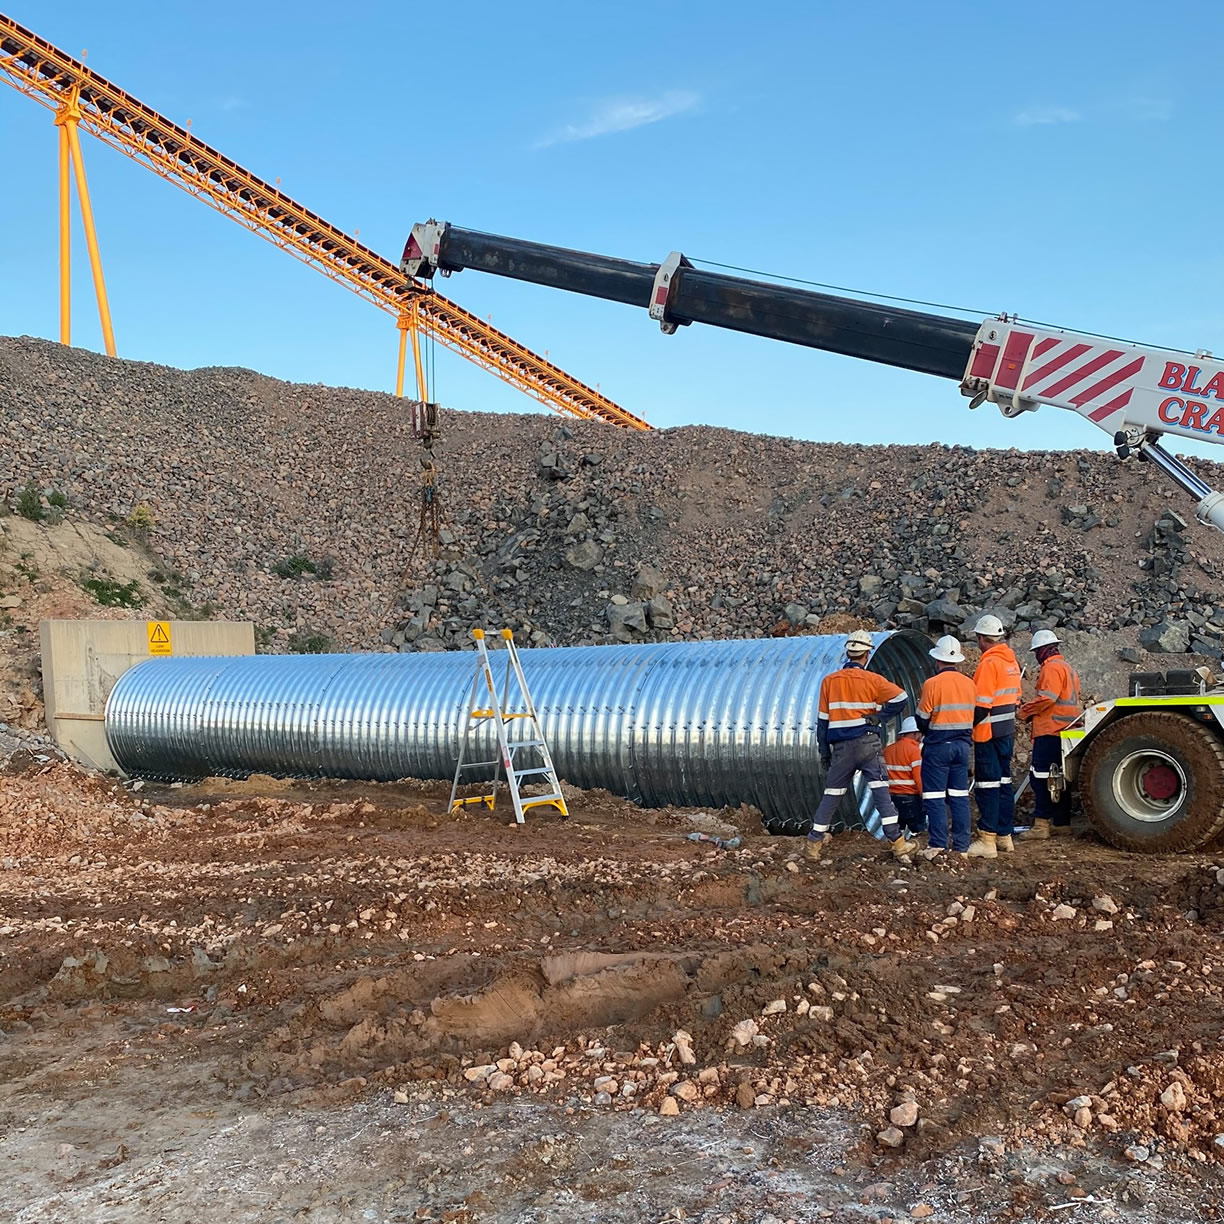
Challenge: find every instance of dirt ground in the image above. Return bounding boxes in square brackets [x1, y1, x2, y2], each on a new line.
[4, 763, 1224, 1222]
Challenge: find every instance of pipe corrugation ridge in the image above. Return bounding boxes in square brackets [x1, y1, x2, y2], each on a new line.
[104, 631, 934, 834]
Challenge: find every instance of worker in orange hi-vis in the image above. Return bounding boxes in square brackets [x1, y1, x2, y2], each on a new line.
[805, 630, 914, 863]
[967, 614, 1023, 859]
[915, 635, 977, 859]
[882, 717, 925, 838]
[1018, 629, 1082, 840]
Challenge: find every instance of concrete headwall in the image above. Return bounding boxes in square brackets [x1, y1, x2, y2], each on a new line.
[40, 619, 254, 772]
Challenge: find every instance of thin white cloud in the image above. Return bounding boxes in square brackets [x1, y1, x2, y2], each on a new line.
[1013, 105, 1081, 128]
[535, 90, 700, 148]
[218, 96, 248, 113]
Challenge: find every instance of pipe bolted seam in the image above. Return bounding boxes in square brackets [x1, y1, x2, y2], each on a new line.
[104, 631, 934, 835]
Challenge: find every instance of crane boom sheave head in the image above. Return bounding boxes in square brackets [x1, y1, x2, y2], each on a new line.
[402, 221, 449, 279]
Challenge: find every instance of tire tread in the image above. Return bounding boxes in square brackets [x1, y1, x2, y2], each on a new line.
[1081, 711, 1224, 853]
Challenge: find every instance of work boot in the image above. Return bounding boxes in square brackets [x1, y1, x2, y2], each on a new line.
[1051, 823, 1071, 837]
[889, 836, 916, 860]
[967, 831, 998, 859]
[803, 836, 824, 862]
[1020, 819, 1052, 841]
[996, 834, 1015, 853]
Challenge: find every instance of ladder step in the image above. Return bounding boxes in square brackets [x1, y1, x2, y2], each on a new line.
[508, 739, 546, 750]
[458, 759, 501, 770]
[512, 766, 552, 777]
[451, 795, 496, 810]
[521, 796, 567, 812]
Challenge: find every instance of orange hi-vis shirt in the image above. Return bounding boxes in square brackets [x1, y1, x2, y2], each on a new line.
[816, 662, 908, 750]
[973, 642, 1022, 743]
[916, 668, 977, 744]
[883, 736, 922, 795]
[1020, 653, 1082, 738]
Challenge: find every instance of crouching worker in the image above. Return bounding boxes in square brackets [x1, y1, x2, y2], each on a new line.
[883, 717, 926, 837]
[915, 635, 976, 859]
[806, 630, 914, 862]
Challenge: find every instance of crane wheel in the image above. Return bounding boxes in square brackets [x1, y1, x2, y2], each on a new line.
[1079, 710, 1224, 853]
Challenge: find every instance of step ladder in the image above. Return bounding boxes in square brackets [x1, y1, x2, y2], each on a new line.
[448, 628, 568, 824]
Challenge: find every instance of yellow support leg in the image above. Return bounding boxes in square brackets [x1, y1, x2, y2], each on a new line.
[57, 122, 70, 345]
[395, 314, 409, 398]
[410, 299, 428, 403]
[58, 93, 116, 358]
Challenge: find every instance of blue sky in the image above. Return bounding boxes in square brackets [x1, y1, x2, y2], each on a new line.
[2, 1, 1223, 459]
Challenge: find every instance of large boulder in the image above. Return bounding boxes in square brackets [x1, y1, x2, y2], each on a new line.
[606, 601, 648, 641]
[1139, 621, 1192, 655]
[924, 598, 964, 628]
[631, 565, 666, 600]
[782, 602, 808, 626]
[563, 539, 604, 571]
[537, 452, 573, 481]
[647, 594, 674, 630]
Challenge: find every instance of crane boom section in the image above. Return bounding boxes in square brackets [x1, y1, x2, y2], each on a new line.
[405, 223, 980, 380]
[0, 15, 649, 430]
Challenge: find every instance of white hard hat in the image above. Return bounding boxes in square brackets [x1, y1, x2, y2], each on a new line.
[900, 716, 919, 735]
[929, 634, 965, 664]
[845, 629, 874, 655]
[1031, 629, 1061, 649]
[974, 613, 1005, 637]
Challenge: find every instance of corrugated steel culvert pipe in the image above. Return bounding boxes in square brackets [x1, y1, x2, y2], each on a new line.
[105, 631, 934, 835]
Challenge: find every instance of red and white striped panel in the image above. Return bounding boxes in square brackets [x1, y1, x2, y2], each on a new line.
[969, 327, 1147, 424]
[1019, 335, 1145, 424]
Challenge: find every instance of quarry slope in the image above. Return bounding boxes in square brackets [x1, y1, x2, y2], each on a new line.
[3, 334, 1224, 678]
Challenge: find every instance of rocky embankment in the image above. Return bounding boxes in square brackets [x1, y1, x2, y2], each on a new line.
[3, 335, 1224, 678]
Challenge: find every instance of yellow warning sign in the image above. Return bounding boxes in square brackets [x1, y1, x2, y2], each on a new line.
[147, 621, 173, 656]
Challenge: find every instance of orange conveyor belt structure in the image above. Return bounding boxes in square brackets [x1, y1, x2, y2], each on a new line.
[0, 12, 650, 429]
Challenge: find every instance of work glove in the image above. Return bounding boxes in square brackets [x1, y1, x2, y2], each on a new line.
[820, 750, 832, 770]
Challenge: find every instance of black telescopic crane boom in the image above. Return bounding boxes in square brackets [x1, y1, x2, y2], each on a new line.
[401, 222, 980, 382]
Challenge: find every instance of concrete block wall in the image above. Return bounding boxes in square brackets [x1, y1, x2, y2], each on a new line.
[40, 619, 254, 772]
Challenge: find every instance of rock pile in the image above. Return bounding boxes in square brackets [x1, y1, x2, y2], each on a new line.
[6, 335, 1224, 671]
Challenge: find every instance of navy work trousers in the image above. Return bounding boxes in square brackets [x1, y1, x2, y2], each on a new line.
[892, 794, 926, 835]
[921, 737, 971, 851]
[1030, 733, 1071, 826]
[809, 732, 899, 841]
[974, 735, 1015, 836]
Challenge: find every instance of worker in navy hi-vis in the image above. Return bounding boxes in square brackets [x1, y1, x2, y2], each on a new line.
[1019, 630, 1082, 840]
[915, 635, 977, 859]
[805, 630, 913, 862]
[967, 614, 1023, 860]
